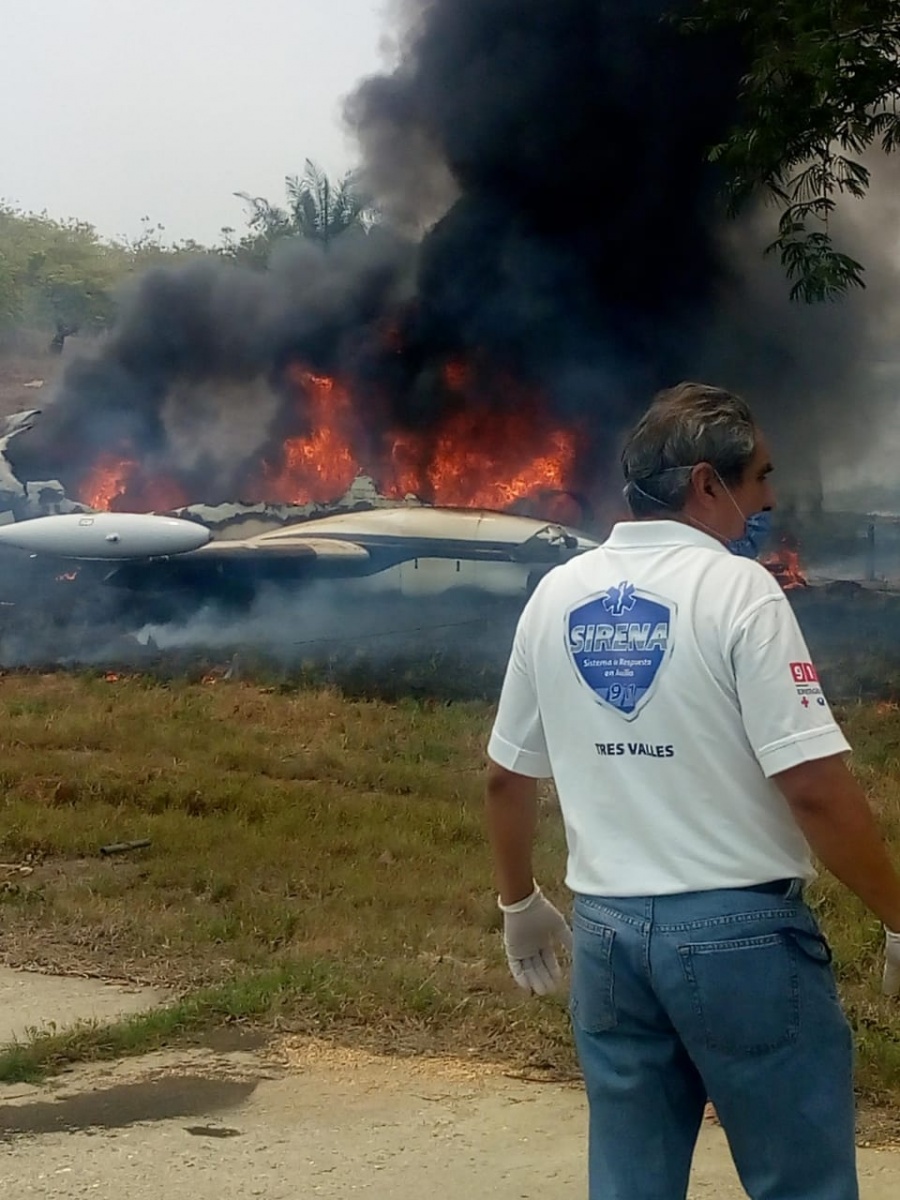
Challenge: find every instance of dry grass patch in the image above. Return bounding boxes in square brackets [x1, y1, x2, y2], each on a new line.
[0, 673, 571, 1068]
[0, 351, 62, 416]
[0, 673, 896, 1113]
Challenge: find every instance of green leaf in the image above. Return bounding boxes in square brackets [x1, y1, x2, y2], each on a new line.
[679, 0, 900, 301]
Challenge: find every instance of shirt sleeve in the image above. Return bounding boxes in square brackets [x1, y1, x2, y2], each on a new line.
[729, 593, 850, 777]
[487, 609, 553, 778]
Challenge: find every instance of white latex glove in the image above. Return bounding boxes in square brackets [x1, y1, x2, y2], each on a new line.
[499, 884, 572, 996]
[884, 928, 900, 997]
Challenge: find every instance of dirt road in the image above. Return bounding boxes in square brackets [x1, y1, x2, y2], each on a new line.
[2, 1037, 899, 1199]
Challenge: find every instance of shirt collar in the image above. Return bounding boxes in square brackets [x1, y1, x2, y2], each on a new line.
[604, 519, 729, 554]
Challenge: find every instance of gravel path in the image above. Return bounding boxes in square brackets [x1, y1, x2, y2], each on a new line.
[1, 1036, 898, 1199]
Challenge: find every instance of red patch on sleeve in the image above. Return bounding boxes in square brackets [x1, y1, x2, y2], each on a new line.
[790, 662, 819, 684]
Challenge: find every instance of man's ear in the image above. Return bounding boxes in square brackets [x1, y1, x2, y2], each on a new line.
[690, 462, 717, 501]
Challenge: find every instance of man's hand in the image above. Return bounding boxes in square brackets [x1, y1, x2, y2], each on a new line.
[884, 928, 900, 997]
[499, 885, 572, 996]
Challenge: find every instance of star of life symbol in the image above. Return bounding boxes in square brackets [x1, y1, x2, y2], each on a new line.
[602, 581, 636, 617]
[566, 582, 675, 720]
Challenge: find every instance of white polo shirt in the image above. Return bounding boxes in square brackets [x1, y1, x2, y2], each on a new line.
[487, 520, 850, 896]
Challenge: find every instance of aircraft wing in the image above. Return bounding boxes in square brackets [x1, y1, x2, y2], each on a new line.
[102, 531, 373, 595]
[190, 536, 371, 563]
[171, 519, 584, 572]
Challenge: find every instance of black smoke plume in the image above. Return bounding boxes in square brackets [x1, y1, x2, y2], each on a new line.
[8, 0, 892, 514]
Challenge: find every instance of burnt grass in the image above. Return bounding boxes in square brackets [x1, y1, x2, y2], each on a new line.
[0, 572, 897, 704]
[786, 585, 900, 703]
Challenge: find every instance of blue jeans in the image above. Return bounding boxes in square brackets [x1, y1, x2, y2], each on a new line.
[570, 881, 858, 1200]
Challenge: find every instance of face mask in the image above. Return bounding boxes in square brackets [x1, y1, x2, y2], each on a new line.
[627, 469, 773, 559]
[726, 509, 773, 558]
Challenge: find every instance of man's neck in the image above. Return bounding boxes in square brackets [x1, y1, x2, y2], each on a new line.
[631, 511, 728, 546]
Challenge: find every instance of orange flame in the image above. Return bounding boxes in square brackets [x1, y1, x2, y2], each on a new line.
[422, 409, 576, 508]
[76, 361, 582, 514]
[261, 369, 359, 504]
[249, 363, 579, 510]
[762, 538, 809, 591]
[77, 453, 189, 513]
[79, 454, 139, 511]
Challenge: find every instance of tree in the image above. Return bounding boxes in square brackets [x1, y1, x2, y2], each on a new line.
[233, 159, 376, 263]
[0, 205, 207, 346]
[0, 206, 119, 340]
[681, 1, 900, 302]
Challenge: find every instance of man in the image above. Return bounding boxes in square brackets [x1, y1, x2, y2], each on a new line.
[486, 382, 900, 1200]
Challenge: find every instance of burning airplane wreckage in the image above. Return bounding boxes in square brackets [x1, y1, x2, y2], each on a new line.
[0, 412, 597, 607]
[1, 0, 899, 681]
[0, 406, 602, 669]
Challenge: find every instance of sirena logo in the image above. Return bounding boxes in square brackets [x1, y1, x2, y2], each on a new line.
[566, 583, 676, 719]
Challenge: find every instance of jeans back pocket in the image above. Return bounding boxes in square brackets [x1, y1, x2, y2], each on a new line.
[571, 912, 617, 1033]
[678, 932, 800, 1055]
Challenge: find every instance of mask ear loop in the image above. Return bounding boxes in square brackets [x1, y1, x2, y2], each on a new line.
[713, 469, 750, 527]
[624, 465, 693, 511]
[627, 479, 671, 510]
[625, 466, 731, 548]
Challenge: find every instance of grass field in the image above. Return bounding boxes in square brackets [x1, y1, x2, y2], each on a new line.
[0, 671, 897, 1112]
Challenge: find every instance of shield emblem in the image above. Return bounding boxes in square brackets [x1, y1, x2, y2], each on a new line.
[565, 581, 675, 720]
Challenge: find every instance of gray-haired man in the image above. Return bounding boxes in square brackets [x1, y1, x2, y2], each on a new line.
[486, 382, 900, 1199]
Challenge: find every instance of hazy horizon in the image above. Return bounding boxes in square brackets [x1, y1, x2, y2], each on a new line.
[2, 0, 389, 245]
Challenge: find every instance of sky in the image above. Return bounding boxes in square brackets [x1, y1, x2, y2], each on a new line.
[1, 0, 391, 245]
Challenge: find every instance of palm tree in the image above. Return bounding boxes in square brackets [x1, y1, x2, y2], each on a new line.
[234, 160, 376, 258]
[285, 160, 374, 246]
